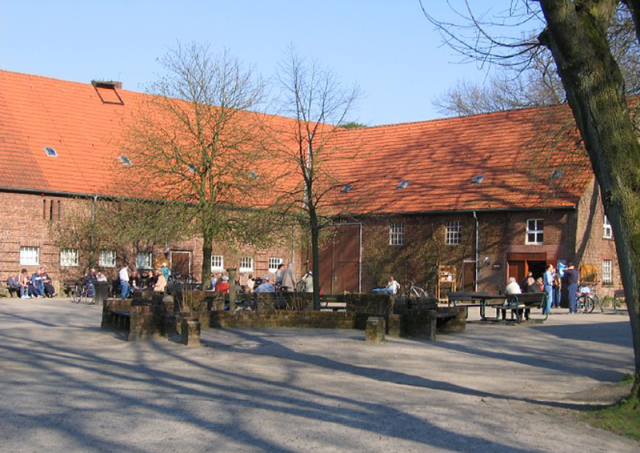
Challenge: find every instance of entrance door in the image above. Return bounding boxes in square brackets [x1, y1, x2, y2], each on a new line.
[508, 260, 526, 283]
[462, 261, 476, 291]
[170, 251, 191, 278]
[317, 224, 361, 294]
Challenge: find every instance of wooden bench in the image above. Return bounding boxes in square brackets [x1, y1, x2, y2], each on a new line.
[320, 296, 347, 312]
[498, 293, 548, 323]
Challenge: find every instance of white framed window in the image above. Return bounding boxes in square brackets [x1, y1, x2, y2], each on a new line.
[526, 219, 544, 245]
[269, 257, 283, 272]
[239, 257, 254, 272]
[20, 246, 40, 265]
[211, 255, 224, 270]
[99, 250, 116, 268]
[60, 248, 79, 267]
[136, 252, 153, 270]
[389, 222, 404, 246]
[445, 220, 461, 245]
[603, 259, 613, 283]
[603, 216, 613, 239]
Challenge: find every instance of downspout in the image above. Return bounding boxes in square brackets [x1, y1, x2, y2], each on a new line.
[359, 223, 363, 294]
[90, 195, 98, 268]
[473, 211, 479, 292]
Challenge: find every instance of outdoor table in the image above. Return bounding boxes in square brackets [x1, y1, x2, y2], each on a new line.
[447, 291, 506, 320]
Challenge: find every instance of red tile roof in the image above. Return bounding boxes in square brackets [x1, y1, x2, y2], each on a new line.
[0, 70, 592, 214]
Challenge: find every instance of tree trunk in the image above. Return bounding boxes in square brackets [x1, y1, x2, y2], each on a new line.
[201, 228, 213, 290]
[540, 0, 640, 395]
[310, 213, 321, 310]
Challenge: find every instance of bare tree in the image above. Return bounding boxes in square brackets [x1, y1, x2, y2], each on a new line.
[432, 8, 640, 116]
[422, 0, 640, 396]
[273, 49, 361, 309]
[120, 42, 269, 285]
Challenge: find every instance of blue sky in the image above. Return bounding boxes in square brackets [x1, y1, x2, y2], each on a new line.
[1, 1, 514, 125]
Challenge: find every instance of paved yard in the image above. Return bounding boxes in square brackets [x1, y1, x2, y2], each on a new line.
[0, 297, 637, 452]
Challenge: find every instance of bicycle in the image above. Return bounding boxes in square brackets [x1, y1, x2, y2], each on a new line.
[576, 282, 602, 313]
[407, 282, 428, 298]
[71, 280, 96, 305]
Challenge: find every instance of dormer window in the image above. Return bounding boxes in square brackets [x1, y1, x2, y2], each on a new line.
[396, 180, 409, 189]
[119, 155, 132, 166]
[44, 147, 58, 157]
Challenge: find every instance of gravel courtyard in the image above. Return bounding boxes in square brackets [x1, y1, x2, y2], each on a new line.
[0, 297, 637, 453]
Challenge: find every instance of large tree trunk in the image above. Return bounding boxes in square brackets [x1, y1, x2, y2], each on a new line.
[310, 212, 321, 310]
[539, 0, 640, 395]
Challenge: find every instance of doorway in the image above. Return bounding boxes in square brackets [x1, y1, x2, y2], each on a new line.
[170, 251, 192, 278]
[462, 260, 476, 292]
[507, 252, 547, 286]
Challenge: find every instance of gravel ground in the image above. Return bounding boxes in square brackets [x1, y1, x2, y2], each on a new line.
[0, 297, 637, 453]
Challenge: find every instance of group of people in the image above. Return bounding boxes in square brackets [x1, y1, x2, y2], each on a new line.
[7, 268, 57, 298]
[504, 262, 580, 314]
[209, 263, 315, 295]
[118, 263, 170, 300]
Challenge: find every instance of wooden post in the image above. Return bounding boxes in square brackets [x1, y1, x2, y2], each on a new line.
[228, 267, 237, 312]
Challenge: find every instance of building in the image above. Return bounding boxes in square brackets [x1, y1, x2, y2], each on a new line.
[0, 70, 621, 297]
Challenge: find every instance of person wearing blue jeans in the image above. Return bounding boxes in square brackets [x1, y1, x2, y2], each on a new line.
[564, 262, 580, 314]
[119, 265, 130, 300]
[543, 264, 555, 314]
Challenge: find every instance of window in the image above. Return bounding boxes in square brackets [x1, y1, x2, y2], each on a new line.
[526, 219, 544, 245]
[44, 147, 58, 157]
[136, 252, 153, 270]
[20, 246, 40, 265]
[119, 155, 132, 166]
[396, 180, 409, 189]
[470, 175, 485, 184]
[603, 260, 613, 283]
[211, 255, 224, 270]
[43, 200, 61, 222]
[269, 257, 283, 272]
[445, 220, 461, 245]
[99, 250, 116, 268]
[603, 216, 613, 239]
[60, 248, 79, 267]
[389, 222, 404, 246]
[239, 257, 254, 272]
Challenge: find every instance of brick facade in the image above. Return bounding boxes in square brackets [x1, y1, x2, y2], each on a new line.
[0, 191, 297, 290]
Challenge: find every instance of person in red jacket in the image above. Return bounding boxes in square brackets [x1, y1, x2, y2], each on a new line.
[215, 275, 230, 293]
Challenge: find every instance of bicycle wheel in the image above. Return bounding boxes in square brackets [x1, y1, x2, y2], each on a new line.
[577, 295, 587, 313]
[584, 296, 595, 313]
[71, 285, 81, 303]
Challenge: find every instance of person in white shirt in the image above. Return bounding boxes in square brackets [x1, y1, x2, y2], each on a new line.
[119, 265, 130, 300]
[505, 277, 522, 296]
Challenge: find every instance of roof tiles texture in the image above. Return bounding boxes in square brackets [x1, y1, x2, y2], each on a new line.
[0, 70, 592, 214]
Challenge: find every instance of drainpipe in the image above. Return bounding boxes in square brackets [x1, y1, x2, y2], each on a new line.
[359, 223, 363, 294]
[473, 211, 479, 292]
[89, 195, 98, 268]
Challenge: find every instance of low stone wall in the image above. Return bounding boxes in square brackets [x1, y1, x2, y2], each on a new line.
[102, 296, 173, 341]
[208, 310, 357, 329]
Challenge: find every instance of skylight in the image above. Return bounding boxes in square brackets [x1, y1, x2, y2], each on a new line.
[550, 169, 564, 180]
[119, 155, 132, 166]
[341, 184, 353, 193]
[396, 180, 409, 189]
[471, 175, 485, 184]
[248, 170, 259, 179]
[187, 165, 197, 173]
[44, 147, 58, 157]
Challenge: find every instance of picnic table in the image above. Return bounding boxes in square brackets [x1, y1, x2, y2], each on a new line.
[447, 291, 506, 321]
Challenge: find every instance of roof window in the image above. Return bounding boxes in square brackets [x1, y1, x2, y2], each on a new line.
[396, 180, 410, 189]
[471, 175, 485, 184]
[92, 80, 124, 105]
[248, 170, 259, 180]
[341, 184, 353, 193]
[119, 155, 132, 166]
[550, 169, 564, 180]
[187, 165, 197, 173]
[44, 147, 58, 157]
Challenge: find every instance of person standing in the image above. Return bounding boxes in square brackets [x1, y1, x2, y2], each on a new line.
[301, 271, 313, 293]
[552, 272, 562, 308]
[281, 263, 297, 292]
[543, 264, 555, 315]
[564, 262, 580, 314]
[119, 265, 130, 300]
[160, 262, 171, 281]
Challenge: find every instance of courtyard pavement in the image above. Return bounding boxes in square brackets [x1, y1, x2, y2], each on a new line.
[0, 297, 637, 453]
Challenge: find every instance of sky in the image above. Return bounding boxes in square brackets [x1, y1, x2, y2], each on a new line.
[0, 1, 521, 126]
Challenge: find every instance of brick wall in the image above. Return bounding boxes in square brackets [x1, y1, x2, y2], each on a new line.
[575, 179, 622, 297]
[0, 191, 297, 289]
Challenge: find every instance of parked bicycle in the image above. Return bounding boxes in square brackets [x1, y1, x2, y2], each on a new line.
[70, 279, 96, 305]
[407, 281, 428, 298]
[577, 281, 602, 313]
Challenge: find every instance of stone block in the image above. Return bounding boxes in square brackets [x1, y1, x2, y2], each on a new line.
[181, 318, 201, 347]
[365, 316, 386, 342]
